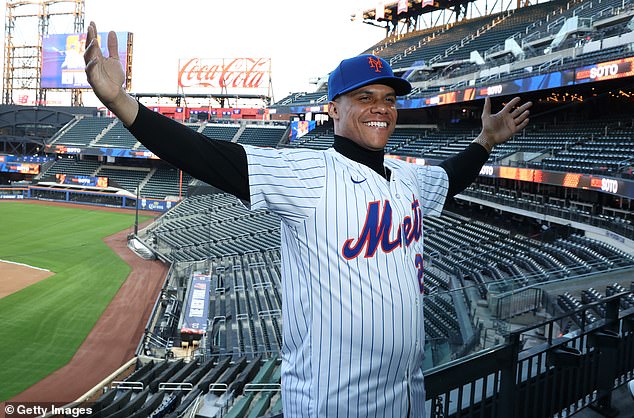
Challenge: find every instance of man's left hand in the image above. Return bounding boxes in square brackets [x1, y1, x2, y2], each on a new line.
[480, 96, 532, 145]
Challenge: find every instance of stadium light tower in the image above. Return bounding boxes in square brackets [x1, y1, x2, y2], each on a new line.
[3, 0, 85, 106]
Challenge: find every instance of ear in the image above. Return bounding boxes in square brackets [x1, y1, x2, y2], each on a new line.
[328, 101, 338, 120]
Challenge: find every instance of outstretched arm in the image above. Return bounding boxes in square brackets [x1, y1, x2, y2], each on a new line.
[83, 21, 138, 126]
[440, 97, 532, 198]
[83, 22, 250, 201]
[473, 96, 532, 153]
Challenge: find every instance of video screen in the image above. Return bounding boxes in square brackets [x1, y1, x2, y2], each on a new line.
[41, 32, 130, 89]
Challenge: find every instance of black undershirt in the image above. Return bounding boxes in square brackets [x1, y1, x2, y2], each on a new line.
[127, 102, 489, 203]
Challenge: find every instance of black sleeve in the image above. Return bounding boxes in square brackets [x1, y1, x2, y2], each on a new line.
[439, 143, 489, 198]
[127, 102, 250, 202]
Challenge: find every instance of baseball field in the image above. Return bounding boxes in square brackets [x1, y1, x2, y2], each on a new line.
[0, 201, 151, 401]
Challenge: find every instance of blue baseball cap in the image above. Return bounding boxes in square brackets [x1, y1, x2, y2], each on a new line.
[328, 54, 412, 101]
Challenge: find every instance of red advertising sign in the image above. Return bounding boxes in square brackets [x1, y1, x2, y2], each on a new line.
[575, 56, 634, 83]
[177, 57, 271, 91]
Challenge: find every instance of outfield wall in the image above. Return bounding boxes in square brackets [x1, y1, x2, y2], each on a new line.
[0, 187, 177, 212]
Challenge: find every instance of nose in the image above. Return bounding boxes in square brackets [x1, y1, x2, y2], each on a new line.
[371, 101, 388, 114]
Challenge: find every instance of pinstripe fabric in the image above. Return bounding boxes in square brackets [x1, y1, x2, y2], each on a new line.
[244, 145, 448, 418]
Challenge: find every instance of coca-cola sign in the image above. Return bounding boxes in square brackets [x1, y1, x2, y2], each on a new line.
[178, 57, 271, 91]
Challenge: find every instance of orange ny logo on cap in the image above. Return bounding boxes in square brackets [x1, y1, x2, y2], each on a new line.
[368, 56, 383, 73]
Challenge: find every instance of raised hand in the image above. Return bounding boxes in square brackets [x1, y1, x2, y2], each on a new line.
[83, 22, 137, 126]
[83, 22, 125, 105]
[480, 96, 532, 145]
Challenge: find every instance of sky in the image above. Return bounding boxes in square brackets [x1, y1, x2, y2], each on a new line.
[2, 0, 390, 107]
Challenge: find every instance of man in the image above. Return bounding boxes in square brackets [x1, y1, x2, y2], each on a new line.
[84, 22, 530, 417]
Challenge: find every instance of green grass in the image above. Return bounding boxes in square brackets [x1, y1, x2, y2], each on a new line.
[0, 201, 152, 401]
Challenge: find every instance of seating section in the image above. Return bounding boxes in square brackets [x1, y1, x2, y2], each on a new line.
[51, 116, 113, 146]
[206, 251, 284, 359]
[423, 212, 634, 297]
[40, 158, 100, 178]
[78, 356, 283, 418]
[390, 14, 494, 70]
[287, 125, 422, 152]
[141, 167, 192, 200]
[268, 0, 632, 104]
[556, 282, 634, 331]
[201, 124, 240, 141]
[146, 193, 280, 261]
[530, 125, 634, 175]
[363, 0, 567, 71]
[461, 184, 634, 240]
[272, 90, 328, 107]
[139, 186, 627, 389]
[283, 123, 332, 149]
[384, 117, 634, 176]
[557, 292, 600, 328]
[96, 166, 150, 194]
[95, 120, 139, 149]
[237, 126, 286, 147]
[141, 193, 478, 376]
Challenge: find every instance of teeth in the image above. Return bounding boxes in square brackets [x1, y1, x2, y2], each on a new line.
[365, 121, 387, 128]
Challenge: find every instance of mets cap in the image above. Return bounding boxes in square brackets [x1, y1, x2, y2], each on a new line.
[328, 54, 412, 101]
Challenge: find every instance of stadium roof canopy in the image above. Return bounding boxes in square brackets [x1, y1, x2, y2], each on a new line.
[360, 0, 478, 22]
[363, 0, 475, 22]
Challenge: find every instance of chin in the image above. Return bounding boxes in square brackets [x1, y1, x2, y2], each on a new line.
[368, 137, 389, 149]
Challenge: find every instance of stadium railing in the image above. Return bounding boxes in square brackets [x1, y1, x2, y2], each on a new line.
[424, 292, 634, 418]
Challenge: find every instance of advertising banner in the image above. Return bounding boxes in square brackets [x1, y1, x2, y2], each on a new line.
[42, 32, 130, 89]
[55, 174, 109, 188]
[180, 273, 211, 336]
[177, 57, 271, 93]
[138, 198, 177, 212]
[45, 144, 159, 160]
[574, 56, 634, 84]
[0, 162, 40, 174]
[399, 56, 634, 109]
[387, 155, 634, 199]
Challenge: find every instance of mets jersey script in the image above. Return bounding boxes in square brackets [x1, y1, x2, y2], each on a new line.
[244, 144, 449, 418]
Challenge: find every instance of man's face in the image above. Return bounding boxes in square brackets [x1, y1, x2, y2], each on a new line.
[329, 84, 397, 151]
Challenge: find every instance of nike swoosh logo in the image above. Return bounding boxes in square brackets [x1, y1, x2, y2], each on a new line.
[351, 177, 367, 184]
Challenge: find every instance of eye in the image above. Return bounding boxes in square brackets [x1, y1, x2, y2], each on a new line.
[386, 97, 396, 104]
[358, 96, 371, 102]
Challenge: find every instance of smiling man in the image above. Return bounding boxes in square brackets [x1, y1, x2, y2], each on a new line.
[84, 25, 531, 417]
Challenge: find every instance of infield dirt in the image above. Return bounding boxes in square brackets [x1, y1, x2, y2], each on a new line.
[0, 261, 54, 299]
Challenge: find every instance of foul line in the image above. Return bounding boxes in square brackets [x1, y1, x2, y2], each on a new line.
[0, 259, 51, 272]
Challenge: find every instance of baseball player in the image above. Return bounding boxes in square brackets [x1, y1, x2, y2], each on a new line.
[84, 22, 530, 417]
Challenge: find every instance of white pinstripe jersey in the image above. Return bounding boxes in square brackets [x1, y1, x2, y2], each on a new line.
[244, 144, 449, 418]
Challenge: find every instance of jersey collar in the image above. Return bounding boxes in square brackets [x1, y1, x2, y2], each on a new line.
[333, 135, 391, 181]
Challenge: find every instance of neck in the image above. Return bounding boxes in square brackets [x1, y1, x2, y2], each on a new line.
[333, 135, 388, 180]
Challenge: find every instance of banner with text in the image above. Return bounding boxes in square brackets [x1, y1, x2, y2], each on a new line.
[0, 162, 40, 174]
[177, 57, 271, 94]
[180, 273, 211, 336]
[55, 174, 109, 188]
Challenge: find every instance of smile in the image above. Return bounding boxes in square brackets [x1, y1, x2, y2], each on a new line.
[364, 121, 388, 128]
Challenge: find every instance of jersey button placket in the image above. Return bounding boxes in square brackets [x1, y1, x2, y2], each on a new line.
[391, 168, 417, 404]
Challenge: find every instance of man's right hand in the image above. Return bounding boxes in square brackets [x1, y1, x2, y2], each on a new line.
[84, 21, 138, 126]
